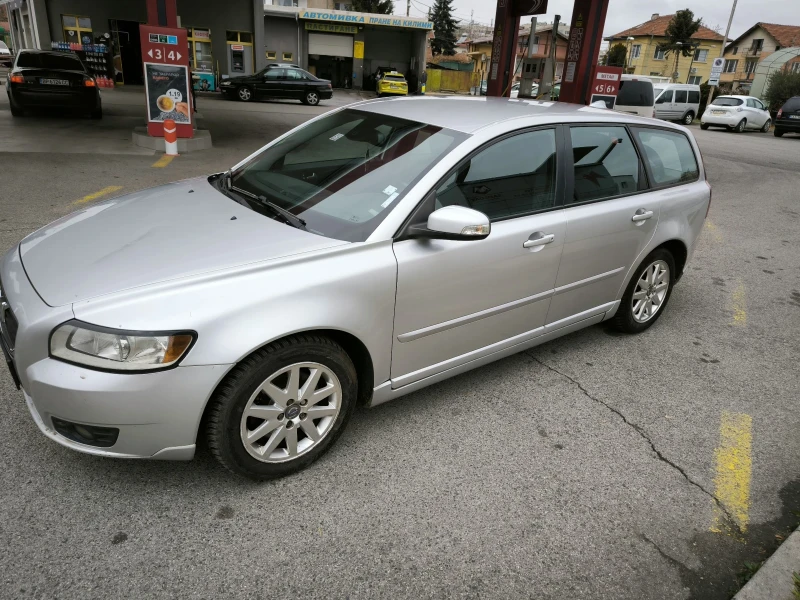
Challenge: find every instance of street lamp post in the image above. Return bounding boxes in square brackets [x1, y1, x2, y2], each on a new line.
[685, 41, 700, 83]
[673, 41, 683, 82]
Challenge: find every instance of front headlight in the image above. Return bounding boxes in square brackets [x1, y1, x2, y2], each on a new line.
[50, 321, 195, 372]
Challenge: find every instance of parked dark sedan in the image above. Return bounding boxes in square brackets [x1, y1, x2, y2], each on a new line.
[6, 49, 102, 118]
[774, 96, 800, 138]
[220, 63, 333, 106]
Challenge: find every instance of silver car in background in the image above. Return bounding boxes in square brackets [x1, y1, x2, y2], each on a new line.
[0, 98, 711, 479]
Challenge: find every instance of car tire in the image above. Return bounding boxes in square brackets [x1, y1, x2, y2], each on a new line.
[302, 91, 320, 106]
[774, 129, 785, 137]
[683, 111, 695, 125]
[611, 248, 676, 335]
[237, 86, 253, 102]
[90, 106, 103, 119]
[206, 334, 357, 480]
[9, 100, 23, 117]
[734, 119, 746, 133]
[760, 119, 771, 133]
[700, 123, 709, 130]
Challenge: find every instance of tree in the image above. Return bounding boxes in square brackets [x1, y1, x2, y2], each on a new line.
[764, 71, 800, 112]
[603, 43, 627, 67]
[351, 0, 394, 14]
[658, 9, 702, 81]
[429, 0, 458, 56]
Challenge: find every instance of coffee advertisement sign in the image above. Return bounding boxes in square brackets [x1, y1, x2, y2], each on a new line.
[144, 63, 191, 124]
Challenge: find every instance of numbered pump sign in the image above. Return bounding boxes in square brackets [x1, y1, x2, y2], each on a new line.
[139, 25, 193, 139]
[589, 66, 623, 110]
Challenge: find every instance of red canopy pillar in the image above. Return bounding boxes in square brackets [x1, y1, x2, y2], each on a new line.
[486, 1, 521, 97]
[558, 0, 610, 104]
[145, 0, 178, 28]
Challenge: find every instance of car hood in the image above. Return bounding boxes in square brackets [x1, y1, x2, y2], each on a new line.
[19, 177, 347, 306]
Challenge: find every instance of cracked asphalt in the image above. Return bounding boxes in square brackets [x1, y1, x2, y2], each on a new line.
[1, 89, 799, 599]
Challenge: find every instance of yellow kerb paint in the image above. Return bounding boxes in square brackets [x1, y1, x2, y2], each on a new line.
[710, 412, 752, 535]
[73, 185, 123, 205]
[152, 155, 175, 168]
[704, 219, 723, 242]
[731, 282, 746, 326]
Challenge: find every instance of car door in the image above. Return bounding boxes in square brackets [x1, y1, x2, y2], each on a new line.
[546, 124, 659, 325]
[391, 127, 567, 386]
[744, 98, 764, 127]
[753, 98, 770, 126]
[258, 68, 286, 99]
[655, 89, 673, 120]
[673, 89, 689, 120]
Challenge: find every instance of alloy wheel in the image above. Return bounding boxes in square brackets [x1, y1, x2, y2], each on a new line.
[306, 92, 319, 105]
[238, 87, 251, 101]
[735, 119, 746, 133]
[240, 362, 342, 463]
[684, 113, 694, 125]
[761, 120, 771, 133]
[631, 260, 670, 323]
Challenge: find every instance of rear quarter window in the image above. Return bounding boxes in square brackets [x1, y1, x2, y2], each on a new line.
[617, 80, 654, 107]
[688, 90, 700, 103]
[634, 128, 699, 187]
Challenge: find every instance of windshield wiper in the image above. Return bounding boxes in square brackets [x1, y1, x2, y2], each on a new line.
[230, 185, 307, 230]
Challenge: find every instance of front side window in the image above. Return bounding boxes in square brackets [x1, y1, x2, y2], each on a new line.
[570, 126, 640, 203]
[265, 68, 284, 80]
[754, 99, 766, 110]
[674, 89, 688, 103]
[656, 89, 673, 104]
[634, 129, 699, 187]
[229, 109, 465, 242]
[435, 129, 557, 220]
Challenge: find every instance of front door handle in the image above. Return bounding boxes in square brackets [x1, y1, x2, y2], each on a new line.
[523, 233, 555, 248]
[631, 209, 654, 222]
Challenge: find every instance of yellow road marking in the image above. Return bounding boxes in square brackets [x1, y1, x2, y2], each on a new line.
[73, 185, 123, 205]
[731, 281, 747, 326]
[705, 219, 723, 242]
[152, 155, 175, 168]
[710, 412, 752, 535]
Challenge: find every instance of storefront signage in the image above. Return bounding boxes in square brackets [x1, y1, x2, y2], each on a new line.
[353, 40, 364, 59]
[140, 25, 193, 139]
[192, 29, 210, 39]
[299, 9, 433, 30]
[305, 22, 358, 34]
[231, 44, 244, 51]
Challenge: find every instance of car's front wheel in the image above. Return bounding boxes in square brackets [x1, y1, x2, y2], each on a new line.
[206, 334, 357, 480]
[237, 86, 253, 102]
[302, 91, 320, 106]
[700, 123, 709, 130]
[612, 248, 675, 334]
[760, 119, 771, 133]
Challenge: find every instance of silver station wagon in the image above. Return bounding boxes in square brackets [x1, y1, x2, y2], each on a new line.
[0, 98, 711, 479]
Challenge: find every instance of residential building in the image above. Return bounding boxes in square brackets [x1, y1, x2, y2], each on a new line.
[606, 13, 724, 84]
[466, 35, 492, 83]
[720, 23, 800, 91]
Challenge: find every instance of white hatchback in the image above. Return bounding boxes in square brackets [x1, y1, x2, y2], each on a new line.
[700, 95, 772, 133]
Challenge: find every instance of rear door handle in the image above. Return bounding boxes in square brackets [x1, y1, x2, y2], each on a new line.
[523, 233, 555, 248]
[631, 209, 654, 222]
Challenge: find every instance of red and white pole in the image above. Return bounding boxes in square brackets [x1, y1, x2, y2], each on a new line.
[163, 119, 178, 156]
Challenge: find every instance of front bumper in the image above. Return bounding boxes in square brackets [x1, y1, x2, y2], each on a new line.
[700, 111, 743, 127]
[1, 245, 231, 461]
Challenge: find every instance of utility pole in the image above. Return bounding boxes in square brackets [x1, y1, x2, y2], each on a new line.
[407, 0, 410, 17]
[710, 0, 738, 100]
[469, 10, 474, 38]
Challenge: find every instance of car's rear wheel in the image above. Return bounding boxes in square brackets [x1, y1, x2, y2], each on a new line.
[700, 123, 709, 130]
[683, 111, 695, 125]
[774, 128, 785, 137]
[612, 248, 675, 334]
[734, 119, 746, 133]
[8, 96, 23, 117]
[760, 119, 772, 133]
[90, 106, 103, 119]
[237, 86, 253, 102]
[302, 91, 320, 106]
[206, 334, 357, 480]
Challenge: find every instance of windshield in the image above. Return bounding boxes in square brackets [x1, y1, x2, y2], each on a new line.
[617, 80, 654, 107]
[712, 97, 743, 106]
[17, 52, 84, 70]
[229, 109, 465, 242]
[654, 87, 664, 97]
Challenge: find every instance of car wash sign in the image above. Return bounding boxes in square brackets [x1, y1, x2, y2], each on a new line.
[299, 9, 433, 30]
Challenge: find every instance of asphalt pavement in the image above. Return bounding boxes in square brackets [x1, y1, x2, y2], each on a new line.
[0, 90, 799, 600]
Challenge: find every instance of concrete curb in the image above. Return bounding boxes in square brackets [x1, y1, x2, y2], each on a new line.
[734, 526, 800, 600]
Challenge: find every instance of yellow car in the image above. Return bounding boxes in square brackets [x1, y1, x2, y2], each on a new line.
[377, 72, 408, 97]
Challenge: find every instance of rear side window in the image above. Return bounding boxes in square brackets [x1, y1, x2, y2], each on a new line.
[435, 128, 557, 219]
[16, 52, 84, 71]
[688, 90, 700, 103]
[675, 90, 688, 103]
[617, 80, 654, 107]
[569, 126, 640, 203]
[634, 129, 699, 187]
[782, 97, 800, 111]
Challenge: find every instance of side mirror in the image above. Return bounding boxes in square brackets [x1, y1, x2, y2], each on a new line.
[408, 206, 490, 241]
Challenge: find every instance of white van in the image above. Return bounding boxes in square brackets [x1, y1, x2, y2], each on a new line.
[653, 83, 702, 125]
[614, 75, 656, 118]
